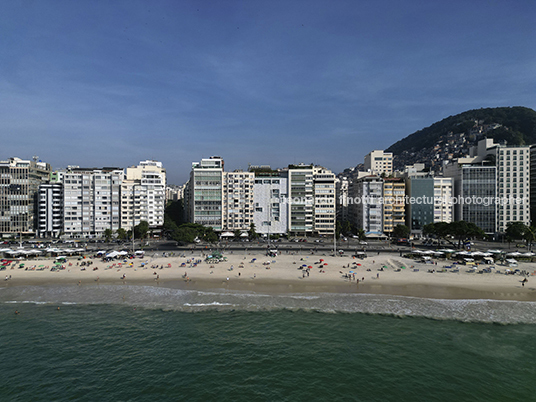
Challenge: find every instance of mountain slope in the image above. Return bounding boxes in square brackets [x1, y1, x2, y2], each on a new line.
[386, 106, 536, 170]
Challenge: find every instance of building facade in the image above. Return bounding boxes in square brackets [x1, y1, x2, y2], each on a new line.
[37, 183, 63, 238]
[364, 150, 393, 175]
[121, 160, 166, 230]
[313, 166, 336, 235]
[382, 178, 405, 234]
[222, 170, 254, 232]
[287, 165, 314, 235]
[444, 160, 496, 234]
[252, 172, 289, 236]
[62, 168, 123, 238]
[349, 175, 384, 236]
[0, 157, 51, 236]
[188, 157, 224, 231]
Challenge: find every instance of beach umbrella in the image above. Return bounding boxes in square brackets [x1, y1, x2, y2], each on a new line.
[308, 266, 312, 269]
[356, 263, 361, 266]
[324, 263, 328, 266]
[319, 259, 324, 262]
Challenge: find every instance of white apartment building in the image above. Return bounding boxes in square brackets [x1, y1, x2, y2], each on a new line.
[349, 175, 384, 236]
[222, 170, 254, 232]
[166, 184, 185, 202]
[252, 173, 288, 236]
[451, 138, 531, 233]
[121, 160, 166, 230]
[37, 183, 63, 238]
[488, 143, 530, 232]
[433, 177, 453, 224]
[364, 150, 393, 175]
[313, 166, 336, 235]
[188, 157, 224, 231]
[62, 168, 123, 238]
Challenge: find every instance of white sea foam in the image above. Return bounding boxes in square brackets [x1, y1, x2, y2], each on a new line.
[1, 285, 535, 324]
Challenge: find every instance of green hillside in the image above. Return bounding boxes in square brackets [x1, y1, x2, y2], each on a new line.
[386, 106, 536, 155]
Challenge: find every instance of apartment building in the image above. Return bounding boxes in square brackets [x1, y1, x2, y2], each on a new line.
[444, 138, 530, 234]
[433, 177, 453, 224]
[62, 168, 123, 238]
[444, 158, 496, 234]
[121, 160, 166, 230]
[531, 146, 536, 223]
[37, 183, 63, 238]
[222, 170, 254, 231]
[0, 157, 51, 236]
[349, 175, 384, 236]
[313, 166, 336, 235]
[187, 157, 224, 231]
[405, 176, 453, 234]
[287, 165, 314, 235]
[364, 150, 393, 175]
[252, 171, 288, 236]
[335, 177, 349, 223]
[382, 178, 405, 234]
[488, 143, 530, 232]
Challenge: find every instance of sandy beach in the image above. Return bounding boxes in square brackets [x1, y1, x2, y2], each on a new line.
[2, 250, 536, 301]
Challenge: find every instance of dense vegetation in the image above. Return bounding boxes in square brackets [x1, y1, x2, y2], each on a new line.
[386, 106, 536, 155]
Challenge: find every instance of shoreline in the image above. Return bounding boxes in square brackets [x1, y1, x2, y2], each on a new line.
[1, 251, 535, 302]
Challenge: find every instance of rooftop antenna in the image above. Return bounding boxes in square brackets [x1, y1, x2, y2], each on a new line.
[33, 155, 39, 162]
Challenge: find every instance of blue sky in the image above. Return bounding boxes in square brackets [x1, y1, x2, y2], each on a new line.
[2, 0, 535, 184]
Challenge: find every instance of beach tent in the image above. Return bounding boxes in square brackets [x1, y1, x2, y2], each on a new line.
[506, 252, 522, 257]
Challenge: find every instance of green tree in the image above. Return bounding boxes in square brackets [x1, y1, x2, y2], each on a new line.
[392, 224, 410, 239]
[173, 226, 197, 244]
[342, 220, 353, 236]
[448, 221, 485, 249]
[248, 223, 258, 240]
[355, 228, 366, 241]
[234, 229, 242, 240]
[103, 228, 113, 242]
[163, 216, 180, 239]
[505, 221, 528, 248]
[165, 200, 185, 226]
[116, 228, 128, 240]
[423, 223, 436, 237]
[134, 221, 150, 240]
[204, 230, 219, 243]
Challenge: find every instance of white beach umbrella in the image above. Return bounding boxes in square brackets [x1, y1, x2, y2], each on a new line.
[507, 252, 522, 257]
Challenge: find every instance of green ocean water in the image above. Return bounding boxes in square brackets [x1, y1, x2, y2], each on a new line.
[1, 286, 536, 401]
